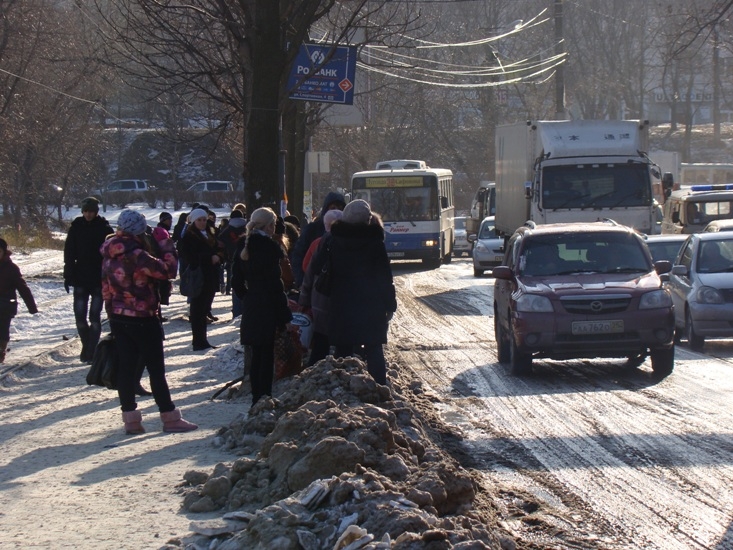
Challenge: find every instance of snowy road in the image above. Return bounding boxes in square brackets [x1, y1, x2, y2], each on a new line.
[390, 257, 733, 549]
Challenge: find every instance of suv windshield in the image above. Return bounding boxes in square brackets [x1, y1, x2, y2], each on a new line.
[519, 232, 650, 276]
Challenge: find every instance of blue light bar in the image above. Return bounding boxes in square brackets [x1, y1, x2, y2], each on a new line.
[690, 184, 733, 191]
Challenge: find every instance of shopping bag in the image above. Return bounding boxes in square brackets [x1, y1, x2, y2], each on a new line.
[86, 334, 118, 390]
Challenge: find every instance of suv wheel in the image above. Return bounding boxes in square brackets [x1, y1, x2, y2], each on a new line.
[494, 314, 510, 363]
[624, 352, 647, 368]
[509, 326, 532, 375]
[650, 345, 675, 377]
[685, 309, 705, 351]
[474, 268, 484, 277]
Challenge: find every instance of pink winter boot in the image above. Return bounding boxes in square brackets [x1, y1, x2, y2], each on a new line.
[122, 410, 145, 435]
[160, 408, 198, 433]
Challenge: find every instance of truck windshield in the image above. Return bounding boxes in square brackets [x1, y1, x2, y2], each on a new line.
[541, 164, 651, 210]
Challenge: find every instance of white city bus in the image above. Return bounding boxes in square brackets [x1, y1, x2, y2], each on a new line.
[351, 162, 455, 267]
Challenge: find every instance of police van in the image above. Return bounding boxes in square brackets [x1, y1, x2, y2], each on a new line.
[661, 184, 733, 234]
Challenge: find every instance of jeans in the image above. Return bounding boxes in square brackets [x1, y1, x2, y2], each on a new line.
[109, 315, 174, 413]
[74, 286, 103, 359]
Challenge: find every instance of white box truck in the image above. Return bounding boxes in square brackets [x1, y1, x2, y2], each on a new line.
[495, 120, 660, 238]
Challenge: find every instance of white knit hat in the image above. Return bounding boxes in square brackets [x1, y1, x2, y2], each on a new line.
[188, 208, 208, 222]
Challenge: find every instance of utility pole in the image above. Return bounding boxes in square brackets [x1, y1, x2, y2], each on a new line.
[713, 24, 721, 143]
[554, 0, 566, 120]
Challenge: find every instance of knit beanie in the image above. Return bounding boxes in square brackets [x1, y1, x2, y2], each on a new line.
[0, 238, 7, 253]
[229, 209, 244, 219]
[188, 208, 208, 222]
[323, 209, 343, 231]
[117, 209, 148, 236]
[159, 211, 173, 223]
[342, 199, 372, 224]
[80, 197, 100, 212]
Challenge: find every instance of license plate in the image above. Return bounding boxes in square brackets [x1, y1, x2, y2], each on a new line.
[494, 255, 503, 262]
[571, 320, 624, 335]
[387, 252, 405, 258]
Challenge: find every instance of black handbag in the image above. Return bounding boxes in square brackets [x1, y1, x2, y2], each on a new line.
[180, 265, 204, 298]
[86, 334, 118, 389]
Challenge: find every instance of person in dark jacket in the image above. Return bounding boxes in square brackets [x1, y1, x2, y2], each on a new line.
[63, 197, 113, 363]
[219, 209, 247, 317]
[0, 238, 38, 362]
[235, 207, 292, 407]
[100, 209, 197, 435]
[178, 208, 225, 350]
[290, 191, 345, 287]
[326, 199, 397, 385]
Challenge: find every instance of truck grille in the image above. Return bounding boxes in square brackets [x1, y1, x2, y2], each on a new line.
[560, 294, 632, 315]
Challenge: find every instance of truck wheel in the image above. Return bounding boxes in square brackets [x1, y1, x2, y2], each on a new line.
[650, 345, 675, 377]
[495, 316, 510, 363]
[510, 326, 532, 375]
[443, 251, 452, 264]
[685, 309, 705, 351]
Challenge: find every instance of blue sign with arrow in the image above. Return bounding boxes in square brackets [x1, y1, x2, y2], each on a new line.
[288, 44, 357, 105]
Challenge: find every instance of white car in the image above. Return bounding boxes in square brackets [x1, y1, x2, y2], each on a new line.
[468, 216, 504, 277]
[453, 216, 472, 256]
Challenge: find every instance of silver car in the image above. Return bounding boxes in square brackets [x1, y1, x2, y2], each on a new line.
[667, 232, 733, 350]
[453, 216, 472, 256]
[469, 216, 504, 277]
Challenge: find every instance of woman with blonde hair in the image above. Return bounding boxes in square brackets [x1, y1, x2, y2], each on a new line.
[234, 207, 292, 407]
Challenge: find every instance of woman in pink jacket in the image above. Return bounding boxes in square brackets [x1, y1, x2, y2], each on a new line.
[100, 210, 197, 435]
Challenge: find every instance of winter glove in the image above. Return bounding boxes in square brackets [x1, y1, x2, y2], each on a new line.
[64, 281, 71, 294]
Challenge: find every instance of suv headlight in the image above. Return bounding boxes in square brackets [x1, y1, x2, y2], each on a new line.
[639, 289, 673, 309]
[474, 241, 486, 252]
[516, 294, 553, 312]
[696, 285, 725, 304]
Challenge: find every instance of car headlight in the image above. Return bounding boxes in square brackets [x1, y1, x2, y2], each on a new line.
[639, 289, 673, 309]
[696, 285, 725, 304]
[474, 241, 487, 252]
[516, 294, 553, 312]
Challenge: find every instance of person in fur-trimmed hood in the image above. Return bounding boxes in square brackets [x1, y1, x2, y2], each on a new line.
[290, 190, 346, 287]
[178, 208, 225, 351]
[325, 199, 397, 385]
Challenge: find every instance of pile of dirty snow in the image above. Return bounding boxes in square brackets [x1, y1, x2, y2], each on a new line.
[162, 356, 517, 550]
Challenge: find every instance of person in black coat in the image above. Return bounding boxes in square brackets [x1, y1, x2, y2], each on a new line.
[235, 207, 292, 407]
[178, 208, 225, 350]
[0, 238, 38, 362]
[326, 199, 397, 385]
[63, 197, 113, 362]
[290, 191, 346, 288]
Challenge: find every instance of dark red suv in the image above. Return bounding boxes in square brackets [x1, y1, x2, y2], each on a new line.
[493, 221, 675, 376]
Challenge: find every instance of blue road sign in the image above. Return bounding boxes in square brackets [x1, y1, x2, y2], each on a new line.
[288, 44, 357, 105]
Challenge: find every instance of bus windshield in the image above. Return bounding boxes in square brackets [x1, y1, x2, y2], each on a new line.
[351, 178, 438, 222]
[541, 163, 651, 210]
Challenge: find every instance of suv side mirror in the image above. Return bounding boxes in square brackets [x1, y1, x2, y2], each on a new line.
[654, 260, 672, 275]
[492, 266, 513, 280]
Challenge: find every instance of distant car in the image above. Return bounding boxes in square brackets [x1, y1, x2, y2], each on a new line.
[468, 216, 504, 277]
[98, 179, 155, 205]
[644, 234, 687, 263]
[187, 180, 233, 193]
[703, 219, 733, 232]
[453, 216, 472, 256]
[493, 220, 675, 376]
[667, 232, 733, 351]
